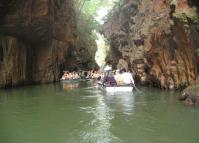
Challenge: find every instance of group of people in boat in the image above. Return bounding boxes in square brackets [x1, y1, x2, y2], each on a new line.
[61, 71, 80, 80]
[60, 70, 102, 80]
[100, 63, 135, 86]
[60, 62, 135, 87]
[85, 70, 102, 79]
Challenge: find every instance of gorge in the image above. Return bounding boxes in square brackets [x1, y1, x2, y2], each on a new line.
[0, 0, 199, 91]
[0, 1, 199, 142]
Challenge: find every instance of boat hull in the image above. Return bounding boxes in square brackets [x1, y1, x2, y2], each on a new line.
[105, 86, 133, 92]
[98, 83, 133, 92]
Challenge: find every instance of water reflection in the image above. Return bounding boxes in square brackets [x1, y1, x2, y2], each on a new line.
[80, 94, 118, 143]
[105, 92, 135, 116]
[61, 80, 94, 91]
[62, 82, 80, 90]
[80, 89, 135, 143]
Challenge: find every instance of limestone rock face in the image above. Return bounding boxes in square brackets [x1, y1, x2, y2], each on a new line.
[102, 0, 199, 89]
[0, 0, 77, 87]
[0, 36, 32, 86]
[0, 0, 76, 43]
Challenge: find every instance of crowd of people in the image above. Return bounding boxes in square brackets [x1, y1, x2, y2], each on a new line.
[60, 58, 135, 88]
[60, 70, 102, 80]
[101, 63, 135, 86]
[100, 69, 135, 86]
[61, 71, 80, 80]
[60, 61, 135, 87]
[85, 70, 102, 79]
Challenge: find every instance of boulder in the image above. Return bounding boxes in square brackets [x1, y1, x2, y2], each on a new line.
[179, 84, 199, 106]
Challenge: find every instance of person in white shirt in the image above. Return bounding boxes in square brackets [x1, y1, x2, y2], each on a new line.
[114, 69, 124, 85]
[121, 69, 135, 85]
[104, 64, 112, 71]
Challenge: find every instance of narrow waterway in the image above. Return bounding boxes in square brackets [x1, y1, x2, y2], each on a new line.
[0, 81, 199, 143]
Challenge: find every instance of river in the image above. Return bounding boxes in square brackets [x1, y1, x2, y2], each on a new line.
[0, 81, 199, 143]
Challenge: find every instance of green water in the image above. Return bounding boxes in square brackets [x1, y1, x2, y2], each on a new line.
[0, 81, 199, 143]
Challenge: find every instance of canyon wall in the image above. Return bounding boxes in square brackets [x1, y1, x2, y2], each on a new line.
[102, 0, 199, 89]
[0, 0, 96, 88]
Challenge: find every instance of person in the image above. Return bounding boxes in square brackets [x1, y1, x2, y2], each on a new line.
[86, 71, 91, 79]
[104, 62, 112, 71]
[121, 69, 135, 85]
[102, 71, 116, 86]
[61, 71, 68, 80]
[102, 62, 112, 85]
[114, 69, 124, 85]
[73, 72, 80, 79]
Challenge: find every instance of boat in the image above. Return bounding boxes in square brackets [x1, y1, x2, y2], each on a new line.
[97, 82, 133, 92]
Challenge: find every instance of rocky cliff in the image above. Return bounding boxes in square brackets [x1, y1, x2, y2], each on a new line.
[0, 0, 96, 88]
[102, 0, 199, 89]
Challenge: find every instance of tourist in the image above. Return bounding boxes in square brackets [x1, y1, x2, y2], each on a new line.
[114, 69, 124, 85]
[121, 69, 135, 85]
[104, 61, 112, 71]
[74, 72, 80, 79]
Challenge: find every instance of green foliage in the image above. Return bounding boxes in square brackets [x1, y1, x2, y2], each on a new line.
[75, 0, 107, 38]
[195, 48, 199, 57]
[75, 0, 121, 32]
[103, 0, 124, 22]
[74, 0, 103, 57]
[74, 0, 121, 47]
[73, 0, 121, 65]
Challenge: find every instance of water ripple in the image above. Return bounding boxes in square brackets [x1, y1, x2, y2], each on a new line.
[79, 94, 121, 143]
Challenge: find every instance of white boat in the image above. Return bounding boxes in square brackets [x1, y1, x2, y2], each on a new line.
[98, 82, 133, 92]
